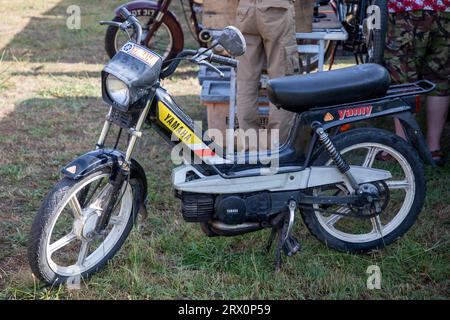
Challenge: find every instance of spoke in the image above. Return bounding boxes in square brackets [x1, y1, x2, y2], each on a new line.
[77, 241, 90, 267]
[89, 183, 113, 210]
[385, 179, 410, 190]
[325, 213, 343, 226]
[371, 216, 384, 237]
[362, 147, 379, 168]
[48, 232, 77, 255]
[81, 178, 104, 208]
[69, 197, 83, 219]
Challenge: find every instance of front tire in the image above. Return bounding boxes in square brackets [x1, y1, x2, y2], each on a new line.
[28, 168, 143, 285]
[301, 128, 426, 253]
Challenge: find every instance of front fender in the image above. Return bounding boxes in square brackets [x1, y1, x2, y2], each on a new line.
[115, 1, 160, 17]
[114, 1, 181, 26]
[61, 149, 148, 200]
[61, 149, 124, 179]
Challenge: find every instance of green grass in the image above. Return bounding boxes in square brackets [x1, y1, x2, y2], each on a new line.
[0, 0, 449, 300]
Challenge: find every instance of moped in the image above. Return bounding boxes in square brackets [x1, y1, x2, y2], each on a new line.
[28, 8, 435, 285]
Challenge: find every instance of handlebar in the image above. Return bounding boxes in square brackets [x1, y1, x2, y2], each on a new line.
[100, 7, 142, 44]
[100, 8, 238, 79]
[209, 53, 238, 68]
[160, 50, 198, 79]
[160, 50, 238, 79]
[119, 7, 143, 44]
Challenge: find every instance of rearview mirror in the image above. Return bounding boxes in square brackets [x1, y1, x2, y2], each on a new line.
[217, 26, 246, 57]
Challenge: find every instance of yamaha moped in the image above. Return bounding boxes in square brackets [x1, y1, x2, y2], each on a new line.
[28, 8, 435, 285]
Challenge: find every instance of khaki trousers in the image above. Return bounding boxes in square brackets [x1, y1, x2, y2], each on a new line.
[235, 0, 299, 151]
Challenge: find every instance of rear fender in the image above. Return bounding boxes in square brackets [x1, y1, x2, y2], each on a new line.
[394, 112, 435, 166]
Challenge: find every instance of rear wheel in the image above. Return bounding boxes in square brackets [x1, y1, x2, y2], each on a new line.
[301, 128, 425, 253]
[28, 168, 144, 285]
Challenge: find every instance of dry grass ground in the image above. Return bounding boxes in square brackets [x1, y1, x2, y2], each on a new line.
[0, 0, 448, 299]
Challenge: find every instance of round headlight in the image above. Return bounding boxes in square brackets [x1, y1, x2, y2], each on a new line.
[106, 74, 130, 106]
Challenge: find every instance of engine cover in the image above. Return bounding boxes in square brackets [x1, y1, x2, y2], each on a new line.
[215, 196, 247, 225]
[180, 193, 214, 222]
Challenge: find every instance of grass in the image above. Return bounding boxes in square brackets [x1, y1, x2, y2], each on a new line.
[0, 0, 449, 300]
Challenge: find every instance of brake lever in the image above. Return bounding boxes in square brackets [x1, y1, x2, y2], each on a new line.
[99, 20, 132, 31]
[119, 21, 133, 31]
[99, 21, 122, 28]
[197, 60, 225, 78]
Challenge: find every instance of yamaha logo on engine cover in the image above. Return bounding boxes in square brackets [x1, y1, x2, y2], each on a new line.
[216, 196, 247, 225]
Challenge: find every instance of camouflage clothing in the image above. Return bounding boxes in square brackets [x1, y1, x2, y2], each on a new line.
[388, 0, 450, 13]
[384, 10, 450, 96]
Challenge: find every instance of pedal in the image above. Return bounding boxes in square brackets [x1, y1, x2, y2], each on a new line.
[282, 235, 301, 257]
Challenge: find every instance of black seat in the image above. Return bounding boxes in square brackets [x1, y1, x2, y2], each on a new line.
[267, 64, 390, 113]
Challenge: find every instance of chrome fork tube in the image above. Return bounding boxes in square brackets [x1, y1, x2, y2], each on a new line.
[96, 108, 113, 149]
[124, 99, 152, 162]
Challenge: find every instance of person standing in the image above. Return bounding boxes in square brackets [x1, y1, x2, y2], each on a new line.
[235, 0, 300, 151]
[384, 0, 450, 166]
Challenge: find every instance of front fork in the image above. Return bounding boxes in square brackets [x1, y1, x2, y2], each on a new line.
[94, 98, 153, 232]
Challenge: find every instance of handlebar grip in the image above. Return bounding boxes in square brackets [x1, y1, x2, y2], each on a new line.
[118, 7, 132, 20]
[209, 54, 238, 68]
[118, 7, 142, 43]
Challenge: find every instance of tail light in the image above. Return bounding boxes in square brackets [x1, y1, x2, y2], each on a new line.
[340, 124, 351, 132]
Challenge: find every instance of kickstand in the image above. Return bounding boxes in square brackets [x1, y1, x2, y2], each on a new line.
[265, 227, 278, 253]
[274, 218, 289, 272]
[266, 213, 289, 272]
[266, 212, 286, 253]
[266, 206, 301, 272]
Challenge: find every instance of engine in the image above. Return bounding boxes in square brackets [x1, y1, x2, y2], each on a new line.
[177, 192, 274, 225]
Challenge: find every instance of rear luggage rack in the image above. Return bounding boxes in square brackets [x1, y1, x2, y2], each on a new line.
[312, 80, 436, 111]
[385, 80, 435, 99]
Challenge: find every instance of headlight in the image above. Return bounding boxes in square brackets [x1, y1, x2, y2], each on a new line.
[105, 74, 130, 106]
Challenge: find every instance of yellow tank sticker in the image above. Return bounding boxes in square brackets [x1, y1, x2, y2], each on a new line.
[158, 101, 202, 145]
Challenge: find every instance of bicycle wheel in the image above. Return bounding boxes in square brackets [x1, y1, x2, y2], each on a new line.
[105, 13, 184, 64]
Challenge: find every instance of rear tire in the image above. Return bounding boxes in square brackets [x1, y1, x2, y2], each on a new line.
[301, 128, 425, 253]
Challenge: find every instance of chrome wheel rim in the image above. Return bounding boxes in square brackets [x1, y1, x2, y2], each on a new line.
[313, 143, 415, 243]
[45, 172, 133, 277]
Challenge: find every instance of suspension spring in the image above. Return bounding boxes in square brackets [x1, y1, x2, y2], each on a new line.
[313, 122, 350, 174]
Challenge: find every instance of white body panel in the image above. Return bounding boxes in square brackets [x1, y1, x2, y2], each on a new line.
[172, 165, 392, 194]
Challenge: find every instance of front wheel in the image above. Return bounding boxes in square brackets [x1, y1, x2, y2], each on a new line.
[301, 128, 426, 253]
[28, 168, 143, 285]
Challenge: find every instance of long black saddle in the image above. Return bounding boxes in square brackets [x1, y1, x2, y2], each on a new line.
[267, 63, 391, 113]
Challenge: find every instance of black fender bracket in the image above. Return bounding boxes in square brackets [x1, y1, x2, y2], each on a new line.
[394, 112, 435, 166]
[61, 149, 147, 190]
[61, 149, 148, 203]
[61, 149, 125, 179]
